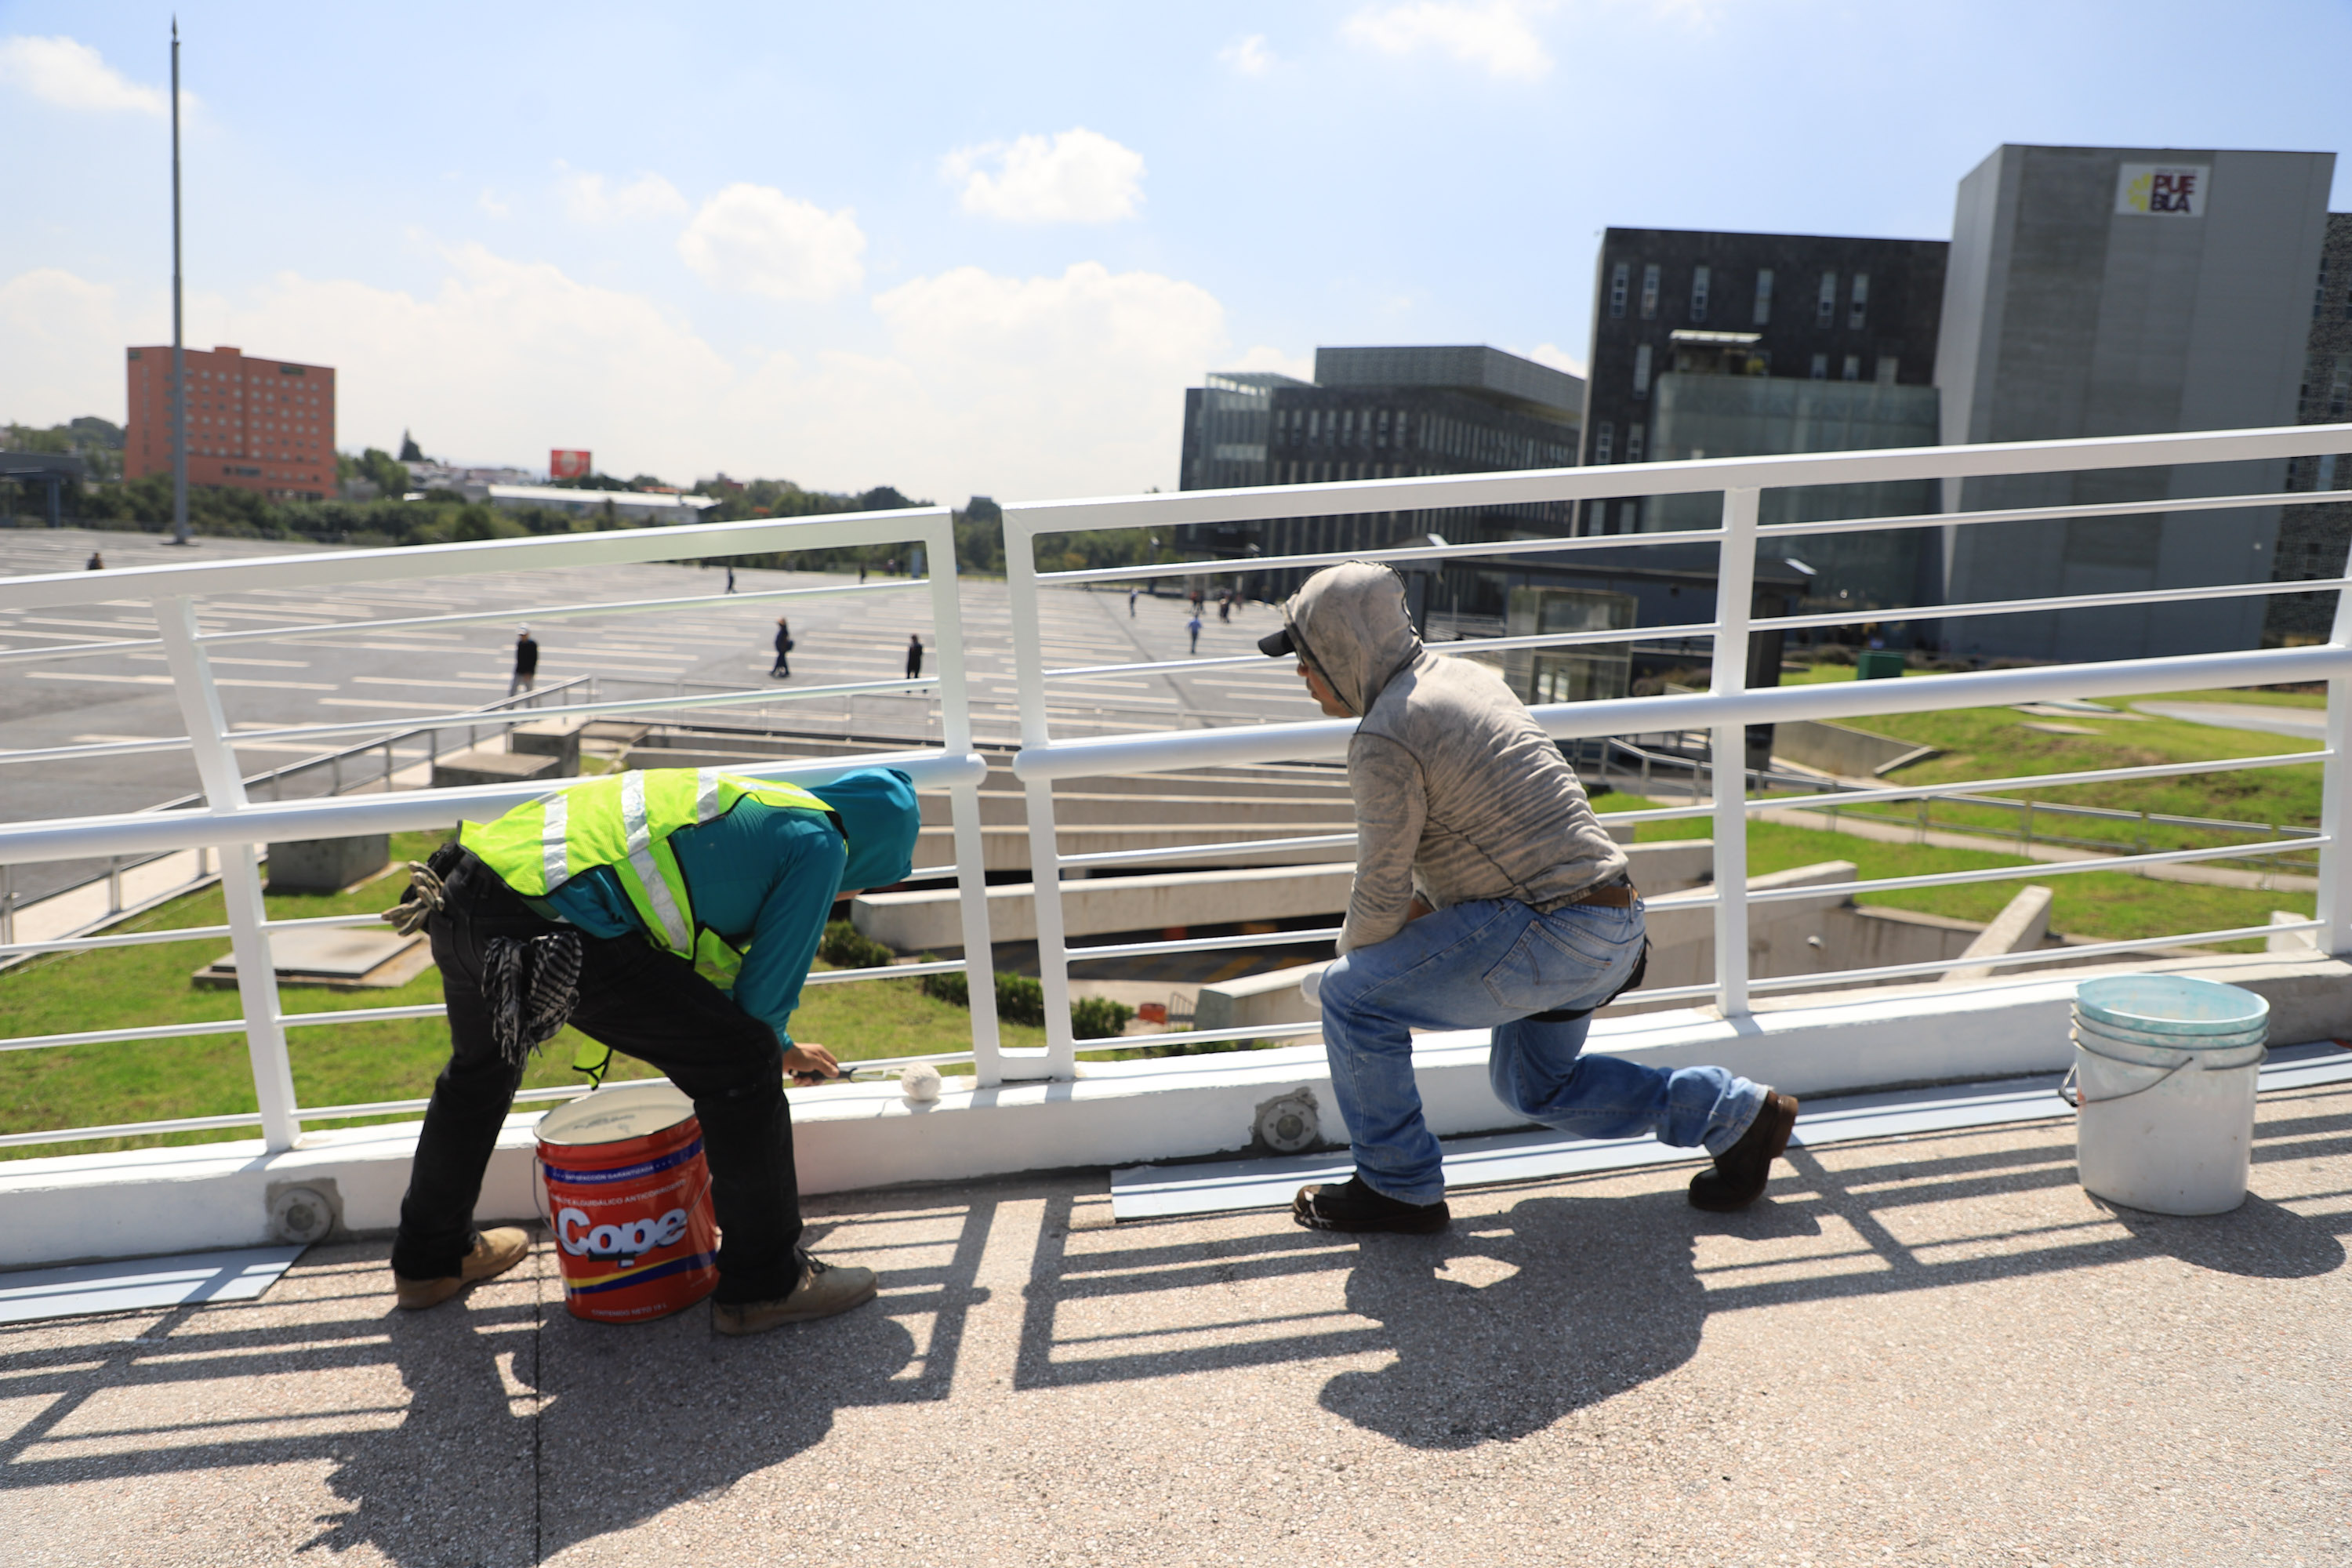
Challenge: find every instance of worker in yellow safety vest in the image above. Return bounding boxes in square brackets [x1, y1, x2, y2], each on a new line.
[383, 765, 921, 1335]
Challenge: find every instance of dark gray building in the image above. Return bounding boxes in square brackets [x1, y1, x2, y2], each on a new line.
[1936, 144, 2336, 661]
[1579, 227, 1948, 521]
[2265, 211, 2352, 644]
[1175, 346, 1582, 595]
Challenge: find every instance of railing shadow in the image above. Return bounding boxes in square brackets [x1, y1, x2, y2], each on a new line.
[1015, 1099, 2350, 1451]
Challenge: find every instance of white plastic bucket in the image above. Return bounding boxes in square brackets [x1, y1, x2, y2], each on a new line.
[2066, 975, 2266, 1216]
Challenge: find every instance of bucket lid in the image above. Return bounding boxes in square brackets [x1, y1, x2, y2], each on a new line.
[537, 1080, 695, 1146]
[2074, 974, 2268, 1036]
[2073, 1025, 2267, 1072]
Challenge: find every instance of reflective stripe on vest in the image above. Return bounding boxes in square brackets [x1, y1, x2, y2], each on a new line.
[459, 768, 839, 960]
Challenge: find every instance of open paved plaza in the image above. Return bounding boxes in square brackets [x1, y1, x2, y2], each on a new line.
[2, 1083, 2346, 1567]
[0, 526, 1309, 903]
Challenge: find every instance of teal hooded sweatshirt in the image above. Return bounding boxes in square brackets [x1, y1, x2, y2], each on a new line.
[536, 767, 920, 1047]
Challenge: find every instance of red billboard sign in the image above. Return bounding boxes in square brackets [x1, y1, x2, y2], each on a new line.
[550, 448, 591, 480]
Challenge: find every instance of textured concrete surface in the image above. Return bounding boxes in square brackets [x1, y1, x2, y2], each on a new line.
[4, 1083, 2347, 1566]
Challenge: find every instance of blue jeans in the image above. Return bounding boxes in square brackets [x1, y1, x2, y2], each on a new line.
[1318, 895, 1769, 1205]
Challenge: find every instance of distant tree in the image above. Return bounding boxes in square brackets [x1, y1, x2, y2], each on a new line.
[354, 447, 409, 499]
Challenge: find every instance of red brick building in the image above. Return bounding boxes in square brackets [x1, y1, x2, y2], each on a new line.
[125, 345, 336, 501]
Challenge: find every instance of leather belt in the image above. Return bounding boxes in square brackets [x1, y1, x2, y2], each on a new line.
[1566, 878, 1638, 909]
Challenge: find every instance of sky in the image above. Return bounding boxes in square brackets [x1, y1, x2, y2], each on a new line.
[5, 1, 2350, 505]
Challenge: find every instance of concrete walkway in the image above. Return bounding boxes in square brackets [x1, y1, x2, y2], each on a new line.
[3, 1083, 2346, 1566]
[2134, 700, 2327, 740]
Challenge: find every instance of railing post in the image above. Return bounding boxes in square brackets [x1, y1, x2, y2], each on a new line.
[921, 511, 1003, 1089]
[154, 594, 301, 1151]
[1002, 504, 1078, 1080]
[1708, 488, 1760, 1018]
[2318, 588, 2352, 954]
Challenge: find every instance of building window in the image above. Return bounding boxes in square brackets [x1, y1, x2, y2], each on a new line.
[1753, 268, 1773, 325]
[1621, 499, 1642, 532]
[1875, 355, 1899, 385]
[1690, 265, 1710, 324]
[1842, 354, 1861, 381]
[1810, 352, 1829, 379]
[1595, 422, 1614, 463]
[1639, 263, 1661, 320]
[1626, 424, 1646, 463]
[1610, 261, 1630, 318]
[1817, 272, 1838, 328]
[1849, 272, 1869, 329]
[2334, 360, 2350, 418]
[2320, 453, 2339, 490]
[1632, 343, 1653, 397]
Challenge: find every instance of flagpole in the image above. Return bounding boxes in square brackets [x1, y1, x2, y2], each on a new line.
[169, 17, 190, 546]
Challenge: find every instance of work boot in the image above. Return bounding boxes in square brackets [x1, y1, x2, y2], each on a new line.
[1689, 1091, 1800, 1212]
[1292, 1174, 1450, 1235]
[394, 1227, 531, 1310]
[711, 1250, 878, 1335]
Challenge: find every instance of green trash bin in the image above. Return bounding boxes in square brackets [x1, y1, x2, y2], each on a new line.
[1855, 650, 1907, 681]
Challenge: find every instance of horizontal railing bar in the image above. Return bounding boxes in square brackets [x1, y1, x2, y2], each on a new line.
[1040, 529, 1728, 586]
[1067, 927, 1344, 962]
[0, 910, 389, 961]
[1745, 834, 2327, 906]
[1766, 574, 2350, 633]
[1936, 793, 2324, 836]
[1759, 485, 2350, 543]
[1011, 643, 2350, 781]
[1040, 619, 1721, 682]
[0, 1016, 250, 1051]
[803, 958, 966, 985]
[0, 748, 989, 866]
[281, 1004, 448, 1028]
[1057, 836, 1356, 869]
[0, 505, 956, 613]
[0, 635, 165, 668]
[1758, 748, 2328, 814]
[1003, 423, 2352, 537]
[0, 1109, 266, 1149]
[1746, 920, 2322, 995]
[1107, 1020, 1327, 1050]
[0, 676, 937, 768]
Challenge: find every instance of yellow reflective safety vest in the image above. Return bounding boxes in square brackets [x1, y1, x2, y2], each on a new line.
[459, 768, 840, 990]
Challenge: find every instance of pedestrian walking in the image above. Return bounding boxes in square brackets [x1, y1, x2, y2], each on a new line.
[85, 550, 104, 570]
[507, 626, 539, 699]
[905, 634, 924, 681]
[1218, 590, 1232, 623]
[771, 618, 794, 678]
[725, 564, 737, 593]
[1128, 586, 1138, 617]
[1186, 610, 1203, 655]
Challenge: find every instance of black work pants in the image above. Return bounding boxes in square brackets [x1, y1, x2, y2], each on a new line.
[389, 852, 804, 1304]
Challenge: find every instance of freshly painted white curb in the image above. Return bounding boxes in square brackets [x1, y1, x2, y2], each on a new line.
[5, 951, 2347, 1269]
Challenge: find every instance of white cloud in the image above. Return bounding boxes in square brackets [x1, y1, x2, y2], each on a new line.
[1219, 34, 1276, 74]
[1227, 344, 1314, 381]
[5, 247, 1236, 503]
[477, 189, 512, 219]
[1341, 1, 1554, 80]
[557, 163, 688, 224]
[943, 129, 1145, 225]
[1519, 341, 1587, 379]
[0, 269, 154, 425]
[676, 184, 865, 300]
[0, 34, 178, 114]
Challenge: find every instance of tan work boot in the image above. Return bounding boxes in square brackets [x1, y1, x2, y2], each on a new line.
[394, 1227, 531, 1310]
[711, 1250, 878, 1335]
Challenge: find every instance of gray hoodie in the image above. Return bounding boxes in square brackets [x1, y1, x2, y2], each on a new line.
[1281, 562, 1629, 955]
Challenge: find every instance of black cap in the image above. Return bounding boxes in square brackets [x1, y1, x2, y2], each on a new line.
[1257, 627, 1294, 659]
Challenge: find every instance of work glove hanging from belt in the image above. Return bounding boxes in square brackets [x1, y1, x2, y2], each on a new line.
[379, 861, 448, 937]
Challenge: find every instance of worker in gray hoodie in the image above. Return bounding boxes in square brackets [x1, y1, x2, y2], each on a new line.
[1259, 562, 1797, 1233]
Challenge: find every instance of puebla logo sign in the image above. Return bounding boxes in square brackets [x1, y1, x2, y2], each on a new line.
[2116, 164, 2209, 218]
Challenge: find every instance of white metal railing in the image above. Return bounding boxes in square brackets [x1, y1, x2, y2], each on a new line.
[5, 423, 2352, 1156]
[0, 509, 1004, 1152]
[1003, 423, 2352, 1076]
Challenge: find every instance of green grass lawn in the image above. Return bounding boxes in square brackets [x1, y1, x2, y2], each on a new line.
[1595, 795, 2310, 946]
[1759, 668, 2324, 860]
[0, 831, 1039, 1161]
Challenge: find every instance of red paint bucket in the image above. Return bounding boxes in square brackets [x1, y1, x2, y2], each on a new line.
[535, 1082, 719, 1323]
